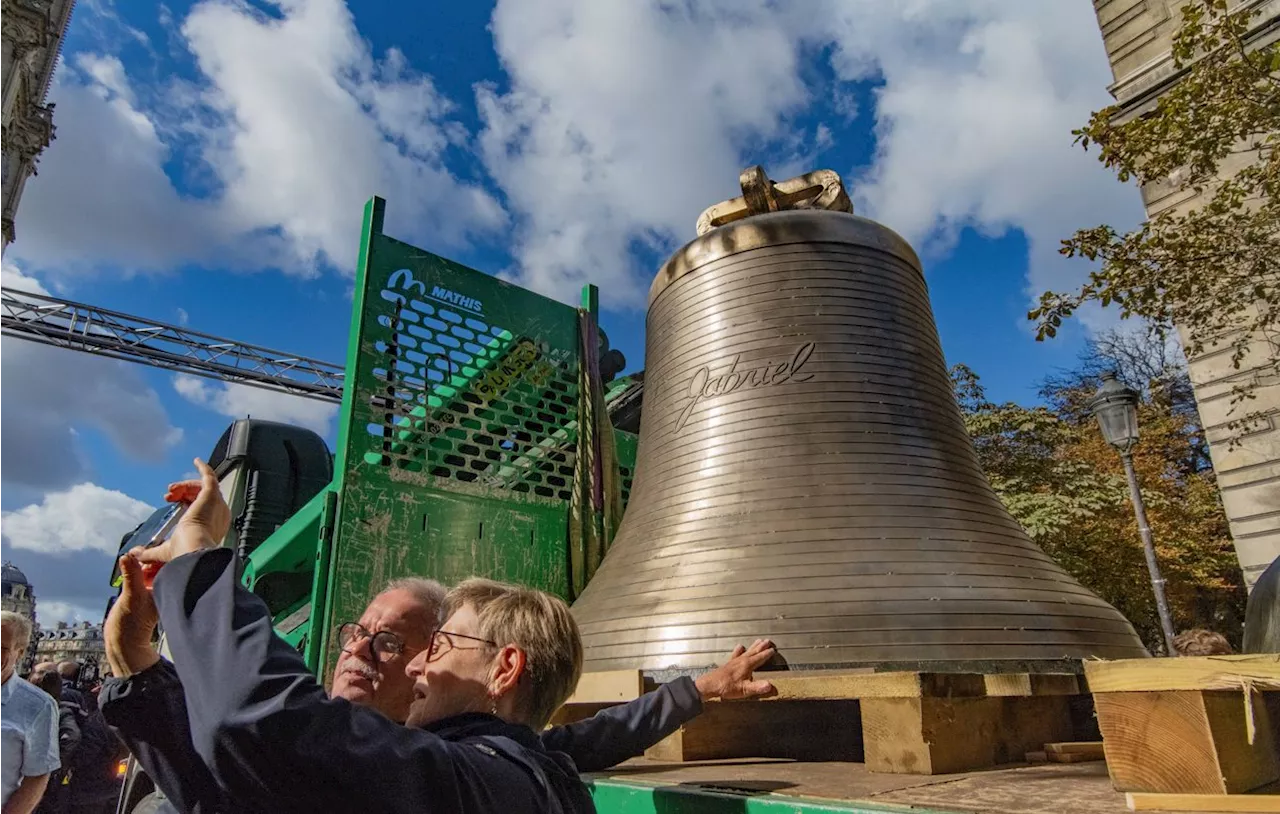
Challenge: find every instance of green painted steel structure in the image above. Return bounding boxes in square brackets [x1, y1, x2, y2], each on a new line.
[586, 779, 957, 814]
[240, 196, 637, 680]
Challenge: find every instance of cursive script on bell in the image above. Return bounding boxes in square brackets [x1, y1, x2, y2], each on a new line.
[675, 342, 816, 433]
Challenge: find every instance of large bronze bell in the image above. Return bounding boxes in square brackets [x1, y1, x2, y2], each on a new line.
[571, 167, 1149, 672]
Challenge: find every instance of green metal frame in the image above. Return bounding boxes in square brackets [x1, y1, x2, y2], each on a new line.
[587, 779, 956, 814]
[234, 195, 641, 674]
[309, 196, 619, 678]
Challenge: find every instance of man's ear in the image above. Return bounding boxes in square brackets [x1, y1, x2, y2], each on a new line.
[490, 645, 526, 698]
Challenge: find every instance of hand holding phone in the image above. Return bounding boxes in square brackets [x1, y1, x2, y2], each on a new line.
[134, 458, 230, 578]
[140, 502, 188, 589]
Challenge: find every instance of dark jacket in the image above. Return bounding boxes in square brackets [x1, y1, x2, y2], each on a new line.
[32, 702, 81, 814]
[108, 548, 700, 814]
[104, 660, 702, 812]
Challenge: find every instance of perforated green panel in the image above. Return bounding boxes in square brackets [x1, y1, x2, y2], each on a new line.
[317, 198, 589, 681]
[365, 296, 582, 502]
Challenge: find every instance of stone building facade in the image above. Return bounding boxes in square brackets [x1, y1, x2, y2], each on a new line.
[2, 0, 75, 247]
[2, 562, 40, 673]
[34, 621, 106, 681]
[1091, 0, 1280, 589]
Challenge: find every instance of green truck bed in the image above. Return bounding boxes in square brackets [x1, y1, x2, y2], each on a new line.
[588, 759, 1148, 814]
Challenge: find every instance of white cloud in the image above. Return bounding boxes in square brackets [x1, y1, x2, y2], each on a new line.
[477, 0, 1144, 318]
[173, 374, 337, 437]
[12, 0, 1144, 331]
[825, 3, 1145, 324]
[178, 0, 506, 271]
[1, 268, 184, 489]
[9, 0, 505, 277]
[36, 600, 105, 626]
[478, 0, 813, 306]
[2, 263, 51, 296]
[9, 56, 277, 273]
[1, 483, 154, 556]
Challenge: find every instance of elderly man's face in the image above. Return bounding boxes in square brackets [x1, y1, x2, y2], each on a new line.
[330, 588, 435, 723]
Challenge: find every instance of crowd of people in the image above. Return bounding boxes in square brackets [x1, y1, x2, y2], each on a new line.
[1, 454, 1270, 814]
[1, 620, 125, 814]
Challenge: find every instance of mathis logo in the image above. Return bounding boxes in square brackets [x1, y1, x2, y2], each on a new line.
[674, 342, 816, 432]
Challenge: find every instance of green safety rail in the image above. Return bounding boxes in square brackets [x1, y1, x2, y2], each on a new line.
[311, 197, 624, 679]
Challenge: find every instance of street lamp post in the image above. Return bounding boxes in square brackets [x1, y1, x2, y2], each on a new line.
[1088, 372, 1178, 655]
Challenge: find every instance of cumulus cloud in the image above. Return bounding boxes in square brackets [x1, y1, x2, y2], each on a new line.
[1, 483, 154, 556]
[179, 0, 505, 270]
[11, 0, 1143, 326]
[477, 0, 1144, 315]
[36, 600, 106, 626]
[9, 0, 505, 277]
[825, 3, 1145, 317]
[173, 374, 337, 437]
[9, 56, 279, 272]
[477, 0, 813, 306]
[2, 481, 152, 622]
[1, 266, 184, 490]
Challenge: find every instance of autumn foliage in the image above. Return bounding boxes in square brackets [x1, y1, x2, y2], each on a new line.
[954, 339, 1246, 651]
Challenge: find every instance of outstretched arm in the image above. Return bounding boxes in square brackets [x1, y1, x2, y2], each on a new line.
[541, 640, 777, 772]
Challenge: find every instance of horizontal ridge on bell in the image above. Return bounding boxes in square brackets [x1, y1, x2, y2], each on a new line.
[572, 170, 1148, 673]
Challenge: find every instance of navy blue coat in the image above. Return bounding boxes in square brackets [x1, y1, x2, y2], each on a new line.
[102, 548, 702, 814]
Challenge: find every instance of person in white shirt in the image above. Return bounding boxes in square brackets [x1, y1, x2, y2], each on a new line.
[1, 611, 60, 814]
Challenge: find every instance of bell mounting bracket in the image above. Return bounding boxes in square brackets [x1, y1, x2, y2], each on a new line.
[695, 166, 853, 236]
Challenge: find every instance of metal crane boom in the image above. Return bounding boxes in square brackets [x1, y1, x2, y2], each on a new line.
[1, 288, 344, 403]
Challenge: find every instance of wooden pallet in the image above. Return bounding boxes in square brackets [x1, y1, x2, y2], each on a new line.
[1084, 654, 1280, 796]
[554, 668, 1086, 775]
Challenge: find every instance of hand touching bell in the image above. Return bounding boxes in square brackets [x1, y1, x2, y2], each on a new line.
[693, 639, 779, 701]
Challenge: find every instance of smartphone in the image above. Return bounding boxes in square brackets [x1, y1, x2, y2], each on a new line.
[110, 502, 188, 588]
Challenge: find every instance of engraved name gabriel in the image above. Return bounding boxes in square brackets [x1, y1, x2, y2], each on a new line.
[675, 342, 816, 432]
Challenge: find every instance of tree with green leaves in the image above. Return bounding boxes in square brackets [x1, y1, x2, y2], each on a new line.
[954, 336, 1246, 651]
[1032, 0, 1278, 439]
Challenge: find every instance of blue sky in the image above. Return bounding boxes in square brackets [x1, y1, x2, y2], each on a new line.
[1, 0, 1143, 622]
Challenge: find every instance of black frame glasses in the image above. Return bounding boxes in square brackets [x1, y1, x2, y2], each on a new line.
[427, 628, 498, 661]
[336, 622, 416, 662]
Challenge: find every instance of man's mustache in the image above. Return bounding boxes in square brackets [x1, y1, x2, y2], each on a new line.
[339, 658, 378, 682]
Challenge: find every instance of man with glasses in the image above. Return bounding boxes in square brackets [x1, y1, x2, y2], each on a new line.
[101, 463, 778, 812]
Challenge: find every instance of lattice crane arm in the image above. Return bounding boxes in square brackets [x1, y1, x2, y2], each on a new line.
[0, 288, 345, 403]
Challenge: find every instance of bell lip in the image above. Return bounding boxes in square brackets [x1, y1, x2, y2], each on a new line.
[649, 209, 923, 308]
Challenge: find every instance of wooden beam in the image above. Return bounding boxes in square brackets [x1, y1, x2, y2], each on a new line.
[1095, 690, 1279, 794]
[564, 669, 645, 704]
[1046, 741, 1106, 757]
[1085, 655, 1280, 693]
[1126, 792, 1280, 812]
[862, 695, 1074, 774]
[984, 673, 1081, 697]
[760, 670, 987, 701]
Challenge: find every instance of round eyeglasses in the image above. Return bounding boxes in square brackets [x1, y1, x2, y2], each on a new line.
[336, 622, 414, 662]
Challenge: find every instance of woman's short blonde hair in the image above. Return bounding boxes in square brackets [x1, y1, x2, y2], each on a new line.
[443, 578, 583, 729]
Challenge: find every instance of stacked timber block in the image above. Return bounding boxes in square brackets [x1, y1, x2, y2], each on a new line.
[553, 668, 1084, 775]
[1084, 654, 1280, 796]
